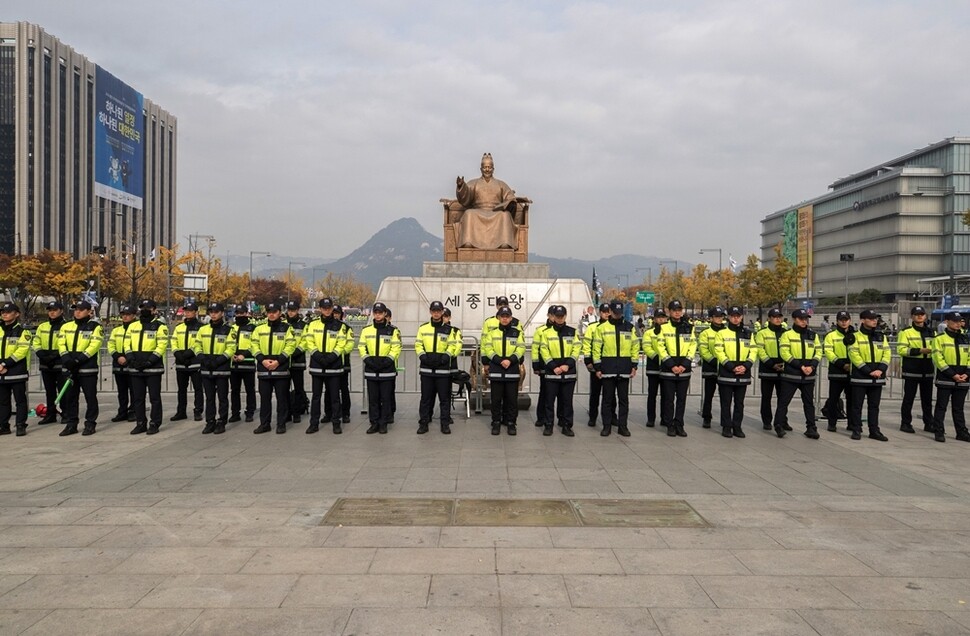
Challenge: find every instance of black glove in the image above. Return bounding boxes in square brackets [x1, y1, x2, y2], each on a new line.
[174, 350, 195, 365]
[532, 362, 543, 373]
[363, 357, 379, 372]
[311, 351, 326, 366]
[321, 352, 339, 366]
[62, 355, 80, 372]
[38, 350, 58, 365]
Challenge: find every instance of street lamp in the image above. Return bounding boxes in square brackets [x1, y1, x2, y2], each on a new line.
[249, 251, 271, 295]
[613, 274, 629, 290]
[310, 265, 328, 298]
[287, 261, 306, 302]
[698, 248, 722, 271]
[659, 259, 678, 273]
[840, 253, 855, 312]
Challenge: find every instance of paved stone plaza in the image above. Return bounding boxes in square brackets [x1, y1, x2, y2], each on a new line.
[0, 393, 969, 635]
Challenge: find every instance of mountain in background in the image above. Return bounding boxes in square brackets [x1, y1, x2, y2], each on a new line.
[248, 217, 691, 290]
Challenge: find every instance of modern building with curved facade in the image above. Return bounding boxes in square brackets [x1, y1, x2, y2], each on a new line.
[761, 137, 970, 304]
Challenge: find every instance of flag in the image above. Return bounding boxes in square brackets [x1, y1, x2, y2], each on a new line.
[592, 267, 603, 303]
[149, 248, 156, 261]
[729, 254, 738, 272]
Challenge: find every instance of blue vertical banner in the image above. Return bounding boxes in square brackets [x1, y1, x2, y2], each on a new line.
[93, 66, 144, 209]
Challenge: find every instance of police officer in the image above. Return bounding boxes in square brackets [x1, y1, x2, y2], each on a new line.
[821, 311, 856, 433]
[31, 301, 67, 424]
[359, 302, 401, 434]
[193, 302, 236, 434]
[593, 300, 640, 437]
[385, 307, 398, 422]
[57, 300, 103, 437]
[482, 305, 525, 436]
[251, 301, 296, 434]
[284, 300, 308, 424]
[698, 306, 727, 428]
[304, 297, 349, 434]
[755, 308, 787, 432]
[772, 309, 821, 438]
[930, 311, 970, 443]
[0, 303, 31, 436]
[531, 307, 554, 429]
[124, 299, 169, 435]
[170, 302, 203, 422]
[416, 300, 461, 434]
[106, 305, 137, 422]
[656, 300, 695, 437]
[331, 305, 354, 424]
[318, 301, 352, 425]
[642, 309, 666, 427]
[582, 302, 611, 427]
[439, 307, 462, 427]
[897, 306, 936, 434]
[713, 306, 757, 438]
[847, 309, 891, 441]
[229, 304, 257, 423]
[539, 305, 580, 436]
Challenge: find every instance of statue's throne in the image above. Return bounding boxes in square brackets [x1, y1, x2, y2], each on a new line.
[440, 197, 531, 263]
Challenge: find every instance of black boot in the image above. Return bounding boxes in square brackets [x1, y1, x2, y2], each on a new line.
[305, 423, 319, 434]
[202, 422, 216, 434]
[378, 423, 387, 434]
[228, 413, 241, 423]
[804, 426, 820, 440]
[59, 424, 78, 437]
[39, 414, 60, 425]
[617, 425, 631, 437]
[732, 426, 745, 438]
[600, 424, 611, 437]
[253, 423, 271, 434]
[146, 424, 160, 435]
[417, 422, 429, 434]
[676, 426, 687, 437]
[722, 427, 733, 438]
[702, 418, 712, 429]
[214, 421, 226, 434]
[900, 423, 916, 434]
[543, 425, 553, 436]
[868, 429, 889, 442]
[366, 423, 380, 434]
[16, 424, 27, 437]
[81, 423, 95, 436]
[441, 422, 451, 435]
[0, 424, 10, 435]
[561, 426, 574, 437]
[956, 430, 970, 442]
[130, 423, 147, 435]
[169, 412, 188, 422]
[491, 423, 500, 435]
[774, 425, 786, 438]
[667, 425, 677, 437]
[332, 422, 342, 434]
[276, 424, 286, 434]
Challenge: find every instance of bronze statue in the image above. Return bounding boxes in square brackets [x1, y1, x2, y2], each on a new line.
[442, 154, 530, 262]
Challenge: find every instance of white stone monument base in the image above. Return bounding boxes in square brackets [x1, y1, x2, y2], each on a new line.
[376, 263, 593, 341]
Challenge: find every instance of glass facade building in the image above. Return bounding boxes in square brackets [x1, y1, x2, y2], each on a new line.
[0, 22, 177, 262]
[761, 138, 970, 303]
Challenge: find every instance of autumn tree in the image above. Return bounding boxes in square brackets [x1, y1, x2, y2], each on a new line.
[313, 272, 376, 309]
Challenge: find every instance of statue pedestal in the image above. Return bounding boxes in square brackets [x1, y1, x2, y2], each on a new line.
[376, 262, 592, 341]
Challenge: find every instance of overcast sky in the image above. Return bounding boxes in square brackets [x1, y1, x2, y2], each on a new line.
[9, 1, 970, 271]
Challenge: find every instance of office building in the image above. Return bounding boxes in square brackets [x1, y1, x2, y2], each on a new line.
[761, 137, 970, 303]
[0, 21, 176, 261]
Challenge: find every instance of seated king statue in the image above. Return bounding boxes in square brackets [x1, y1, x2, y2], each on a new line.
[449, 153, 527, 251]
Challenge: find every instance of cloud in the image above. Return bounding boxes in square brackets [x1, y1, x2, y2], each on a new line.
[7, 0, 970, 264]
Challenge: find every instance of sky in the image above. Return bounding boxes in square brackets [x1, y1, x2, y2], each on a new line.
[8, 1, 970, 272]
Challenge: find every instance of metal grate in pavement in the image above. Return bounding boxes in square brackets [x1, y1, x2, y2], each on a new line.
[321, 497, 708, 527]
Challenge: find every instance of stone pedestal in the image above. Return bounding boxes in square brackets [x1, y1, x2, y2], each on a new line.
[376, 262, 592, 341]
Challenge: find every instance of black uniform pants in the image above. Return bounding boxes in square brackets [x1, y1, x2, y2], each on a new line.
[40, 368, 63, 413]
[601, 376, 630, 429]
[290, 367, 307, 416]
[130, 374, 163, 426]
[490, 379, 518, 426]
[901, 376, 935, 429]
[535, 374, 549, 424]
[544, 380, 575, 428]
[587, 367, 603, 424]
[774, 380, 816, 430]
[933, 385, 968, 435]
[645, 372, 660, 424]
[0, 382, 28, 427]
[760, 376, 781, 427]
[718, 382, 747, 430]
[824, 377, 854, 429]
[366, 378, 394, 426]
[850, 383, 883, 433]
[660, 377, 690, 429]
[419, 374, 451, 425]
[701, 372, 718, 421]
[324, 370, 351, 419]
[202, 375, 229, 424]
[113, 370, 133, 418]
[175, 368, 204, 416]
[230, 370, 256, 416]
[259, 377, 290, 427]
[61, 374, 98, 426]
[310, 375, 342, 426]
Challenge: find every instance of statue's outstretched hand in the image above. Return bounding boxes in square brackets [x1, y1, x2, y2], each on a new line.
[456, 176, 465, 190]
